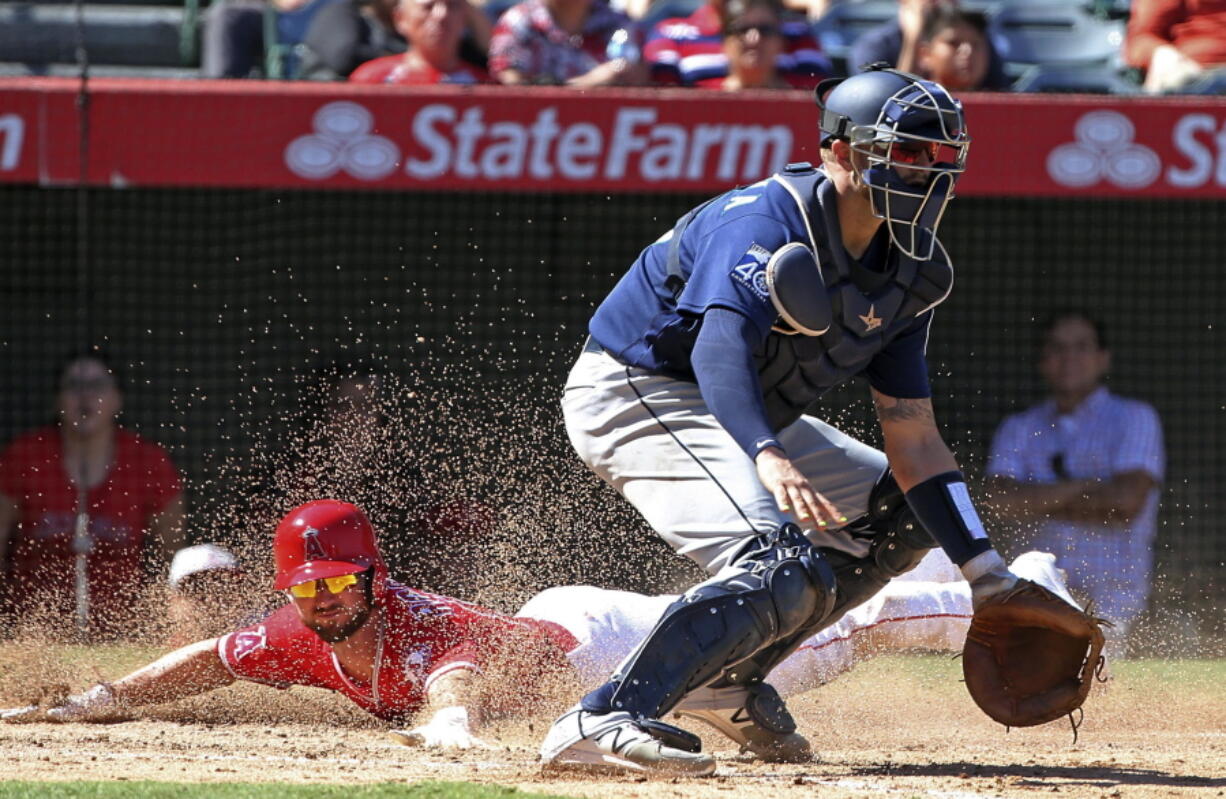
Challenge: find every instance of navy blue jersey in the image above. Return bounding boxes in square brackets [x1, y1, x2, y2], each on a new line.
[589, 170, 935, 403]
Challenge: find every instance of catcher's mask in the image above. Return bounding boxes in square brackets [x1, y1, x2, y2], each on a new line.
[272, 499, 388, 599]
[816, 65, 970, 260]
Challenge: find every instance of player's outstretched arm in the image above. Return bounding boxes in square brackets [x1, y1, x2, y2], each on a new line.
[871, 389, 1019, 607]
[2, 638, 234, 723]
[389, 667, 490, 751]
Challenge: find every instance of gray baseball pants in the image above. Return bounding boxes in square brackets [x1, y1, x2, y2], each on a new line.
[562, 345, 887, 576]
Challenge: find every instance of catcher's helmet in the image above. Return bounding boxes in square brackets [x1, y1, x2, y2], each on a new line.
[815, 64, 970, 260]
[272, 499, 387, 592]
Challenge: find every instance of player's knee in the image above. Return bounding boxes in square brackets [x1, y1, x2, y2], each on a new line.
[733, 523, 838, 636]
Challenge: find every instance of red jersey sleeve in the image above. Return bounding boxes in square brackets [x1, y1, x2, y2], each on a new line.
[419, 599, 495, 691]
[349, 55, 401, 83]
[420, 598, 570, 693]
[0, 433, 30, 499]
[1124, 0, 1183, 68]
[135, 435, 183, 514]
[217, 604, 323, 689]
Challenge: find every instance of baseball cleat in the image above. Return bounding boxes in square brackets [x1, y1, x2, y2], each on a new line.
[1009, 551, 1079, 608]
[540, 704, 716, 777]
[673, 682, 812, 763]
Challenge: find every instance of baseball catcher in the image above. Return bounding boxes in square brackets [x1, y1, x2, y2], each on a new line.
[539, 63, 1110, 777]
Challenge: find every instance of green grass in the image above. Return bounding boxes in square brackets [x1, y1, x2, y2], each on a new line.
[0, 783, 577, 799]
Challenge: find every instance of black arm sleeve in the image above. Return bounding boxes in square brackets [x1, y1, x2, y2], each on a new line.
[691, 307, 783, 460]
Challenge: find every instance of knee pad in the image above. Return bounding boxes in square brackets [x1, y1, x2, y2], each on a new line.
[864, 470, 937, 578]
[590, 524, 835, 720]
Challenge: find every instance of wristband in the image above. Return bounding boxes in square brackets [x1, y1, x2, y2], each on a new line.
[904, 470, 993, 566]
[752, 438, 785, 458]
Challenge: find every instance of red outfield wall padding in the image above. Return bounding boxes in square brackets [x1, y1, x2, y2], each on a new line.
[1, 78, 1225, 197]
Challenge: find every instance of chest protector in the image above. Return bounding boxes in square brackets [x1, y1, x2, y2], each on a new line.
[757, 164, 953, 431]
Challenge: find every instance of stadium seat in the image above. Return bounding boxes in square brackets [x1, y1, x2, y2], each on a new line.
[263, 0, 344, 80]
[810, 0, 896, 76]
[988, 1, 1126, 78]
[1010, 64, 1141, 94]
[0, 3, 185, 67]
[641, 0, 706, 28]
[482, 0, 519, 24]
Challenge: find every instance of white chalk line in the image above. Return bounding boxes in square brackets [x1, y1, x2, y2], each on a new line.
[33, 748, 1005, 795]
[30, 746, 515, 773]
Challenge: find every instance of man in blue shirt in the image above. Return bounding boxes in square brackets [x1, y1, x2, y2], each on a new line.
[986, 311, 1164, 658]
[541, 65, 1029, 776]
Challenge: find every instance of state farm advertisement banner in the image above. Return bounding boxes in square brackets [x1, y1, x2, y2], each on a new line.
[2, 78, 1225, 197]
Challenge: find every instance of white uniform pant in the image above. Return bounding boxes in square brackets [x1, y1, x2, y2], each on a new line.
[515, 551, 1067, 698]
[515, 549, 972, 696]
[563, 348, 888, 575]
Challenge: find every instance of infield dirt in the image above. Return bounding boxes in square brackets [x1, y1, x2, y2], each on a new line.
[1, 655, 1222, 799]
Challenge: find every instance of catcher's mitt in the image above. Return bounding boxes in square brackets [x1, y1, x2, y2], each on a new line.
[962, 579, 1107, 729]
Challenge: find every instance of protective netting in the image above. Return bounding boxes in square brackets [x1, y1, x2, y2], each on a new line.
[1, 183, 1223, 645]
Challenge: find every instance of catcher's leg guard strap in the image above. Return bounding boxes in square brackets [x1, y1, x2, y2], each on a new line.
[583, 524, 835, 720]
[865, 469, 937, 578]
[716, 473, 936, 687]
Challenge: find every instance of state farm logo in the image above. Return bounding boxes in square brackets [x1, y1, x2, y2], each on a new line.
[1046, 111, 1160, 189]
[283, 102, 791, 184]
[285, 102, 400, 180]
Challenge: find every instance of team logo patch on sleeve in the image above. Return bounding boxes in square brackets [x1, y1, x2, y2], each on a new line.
[232, 626, 269, 661]
[730, 244, 773, 302]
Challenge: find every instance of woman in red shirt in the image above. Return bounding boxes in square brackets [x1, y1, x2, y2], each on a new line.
[0, 353, 184, 640]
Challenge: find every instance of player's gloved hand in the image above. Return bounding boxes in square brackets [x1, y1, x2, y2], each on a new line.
[961, 550, 1019, 611]
[1, 684, 118, 724]
[389, 706, 489, 750]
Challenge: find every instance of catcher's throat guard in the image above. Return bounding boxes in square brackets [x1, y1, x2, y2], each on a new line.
[962, 580, 1107, 729]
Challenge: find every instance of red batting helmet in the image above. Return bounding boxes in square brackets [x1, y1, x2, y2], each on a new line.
[272, 499, 387, 591]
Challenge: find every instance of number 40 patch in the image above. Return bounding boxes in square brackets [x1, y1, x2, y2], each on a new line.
[730, 243, 773, 301]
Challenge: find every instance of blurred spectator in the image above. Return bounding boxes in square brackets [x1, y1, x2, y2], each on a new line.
[350, 0, 493, 83]
[251, 364, 497, 598]
[848, 0, 1009, 89]
[1124, 0, 1226, 93]
[297, 0, 408, 80]
[202, 0, 345, 79]
[690, 0, 818, 89]
[166, 544, 250, 646]
[985, 311, 1165, 656]
[487, 0, 648, 86]
[645, 0, 829, 86]
[914, 6, 992, 91]
[0, 353, 185, 639]
[203, 0, 304, 78]
[611, 0, 653, 19]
